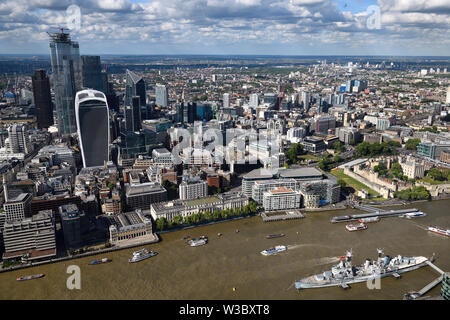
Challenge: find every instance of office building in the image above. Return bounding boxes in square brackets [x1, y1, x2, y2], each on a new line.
[249, 93, 259, 109]
[302, 137, 326, 153]
[7, 124, 31, 154]
[59, 203, 88, 250]
[125, 69, 146, 108]
[31, 69, 54, 129]
[3, 191, 32, 223]
[223, 93, 230, 108]
[196, 104, 212, 121]
[152, 148, 173, 166]
[150, 192, 248, 222]
[177, 102, 196, 124]
[242, 168, 274, 197]
[418, 141, 450, 160]
[262, 187, 302, 211]
[125, 182, 167, 210]
[155, 84, 168, 107]
[298, 180, 340, 208]
[335, 127, 360, 144]
[81, 55, 104, 91]
[251, 179, 298, 203]
[108, 209, 154, 246]
[179, 176, 208, 200]
[75, 89, 110, 168]
[48, 30, 81, 135]
[315, 115, 336, 134]
[2, 210, 56, 261]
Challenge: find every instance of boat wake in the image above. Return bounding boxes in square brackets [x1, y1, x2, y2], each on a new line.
[308, 256, 341, 266]
[286, 243, 332, 250]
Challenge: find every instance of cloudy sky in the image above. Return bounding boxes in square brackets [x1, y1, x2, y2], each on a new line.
[0, 0, 449, 55]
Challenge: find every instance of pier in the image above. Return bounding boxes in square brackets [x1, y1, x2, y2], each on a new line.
[331, 204, 419, 223]
[404, 260, 446, 300]
[261, 210, 305, 222]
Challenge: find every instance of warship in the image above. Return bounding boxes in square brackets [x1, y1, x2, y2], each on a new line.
[295, 249, 428, 289]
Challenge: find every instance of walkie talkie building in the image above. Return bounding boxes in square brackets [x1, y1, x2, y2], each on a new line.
[75, 89, 110, 168]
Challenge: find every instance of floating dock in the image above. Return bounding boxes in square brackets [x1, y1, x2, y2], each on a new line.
[331, 208, 419, 223]
[404, 259, 446, 300]
[261, 210, 305, 222]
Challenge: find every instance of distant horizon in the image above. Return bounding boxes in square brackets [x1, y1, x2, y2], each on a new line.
[1, 53, 450, 59]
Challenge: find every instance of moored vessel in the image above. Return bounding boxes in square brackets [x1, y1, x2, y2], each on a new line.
[400, 211, 426, 218]
[188, 236, 208, 247]
[358, 217, 379, 223]
[128, 248, 158, 263]
[346, 223, 367, 231]
[266, 233, 285, 239]
[17, 274, 45, 281]
[428, 226, 450, 237]
[261, 245, 287, 256]
[294, 249, 428, 290]
[89, 258, 111, 265]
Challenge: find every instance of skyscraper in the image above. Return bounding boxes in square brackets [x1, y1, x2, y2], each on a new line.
[48, 31, 81, 135]
[249, 93, 259, 109]
[223, 93, 230, 108]
[75, 89, 110, 168]
[7, 124, 31, 154]
[31, 69, 54, 129]
[125, 69, 146, 108]
[131, 96, 142, 131]
[446, 86, 450, 104]
[81, 55, 103, 91]
[155, 84, 168, 107]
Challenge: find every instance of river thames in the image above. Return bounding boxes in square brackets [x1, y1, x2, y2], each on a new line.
[1, 200, 449, 300]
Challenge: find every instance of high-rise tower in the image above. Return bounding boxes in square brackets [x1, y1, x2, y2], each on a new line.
[48, 30, 81, 135]
[75, 89, 110, 168]
[31, 69, 54, 129]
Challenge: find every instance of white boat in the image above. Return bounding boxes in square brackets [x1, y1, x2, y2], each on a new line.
[428, 226, 450, 237]
[128, 248, 158, 263]
[358, 217, 379, 223]
[400, 211, 426, 219]
[188, 236, 208, 247]
[261, 245, 287, 256]
[346, 223, 367, 231]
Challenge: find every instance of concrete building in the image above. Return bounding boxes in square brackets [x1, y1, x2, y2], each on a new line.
[2, 210, 56, 261]
[262, 187, 302, 211]
[179, 176, 208, 200]
[315, 116, 336, 134]
[278, 167, 323, 182]
[298, 180, 340, 208]
[223, 93, 230, 108]
[242, 168, 274, 197]
[108, 209, 154, 246]
[418, 141, 450, 160]
[150, 192, 248, 222]
[152, 148, 173, 166]
[3, 193, 32, 223]
[125, 182, 167, 210]
[336, 127, 360, 144]
[7, 124, 31, 154]
[251, 179, 298, 203]
[59, 204, 88, 250]
[155, 84, 168, 107]
[302, 137, 326, 153]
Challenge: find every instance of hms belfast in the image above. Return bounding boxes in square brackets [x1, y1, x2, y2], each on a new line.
[295, 249, 429, 290]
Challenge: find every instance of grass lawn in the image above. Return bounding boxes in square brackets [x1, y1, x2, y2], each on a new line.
[330, 168, 381, 197]
[297, 154, 320, 161]
[417, 177, 448, 185]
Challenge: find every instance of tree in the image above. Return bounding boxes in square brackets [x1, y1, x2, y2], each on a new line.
[405, 138, 421, 150]
[156, 217, 168, 231]
[173, 215, 183, 226]
[337, 179, 347, 188]
[427, 168, 444, 181]
[349, 139, 356, 146]
[162, 180, 178, 200]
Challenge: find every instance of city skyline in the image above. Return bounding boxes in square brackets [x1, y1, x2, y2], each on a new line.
[0, 0, 449, 56]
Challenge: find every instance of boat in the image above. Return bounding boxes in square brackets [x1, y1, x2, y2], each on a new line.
[358, 217, 379, 223]
[217, 233, 222, 237]
[428, 226, 450, 237]
[128, 248, 158, 263]
[261, 245, 287, 256]
[16, 274, 45, 281]
[400, 211, 426, 219]
[187, 236, 208, 247]
[88, 258, 111, 265]
[346, 223, 368, 231]
[266, 233, 285, 239]
[294, 249, 429, 290]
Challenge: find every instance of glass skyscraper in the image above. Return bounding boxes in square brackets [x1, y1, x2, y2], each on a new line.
[125, 69, 146, 108]
[49, 31, 81, 135]
[75, 89, 110, 168]
[155, 84, 168, 107]
[81, 55, 104, 92]
[31, 69, 54, 129]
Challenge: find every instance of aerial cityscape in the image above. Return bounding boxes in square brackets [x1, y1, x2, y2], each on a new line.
[0, 0, 449, 306]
